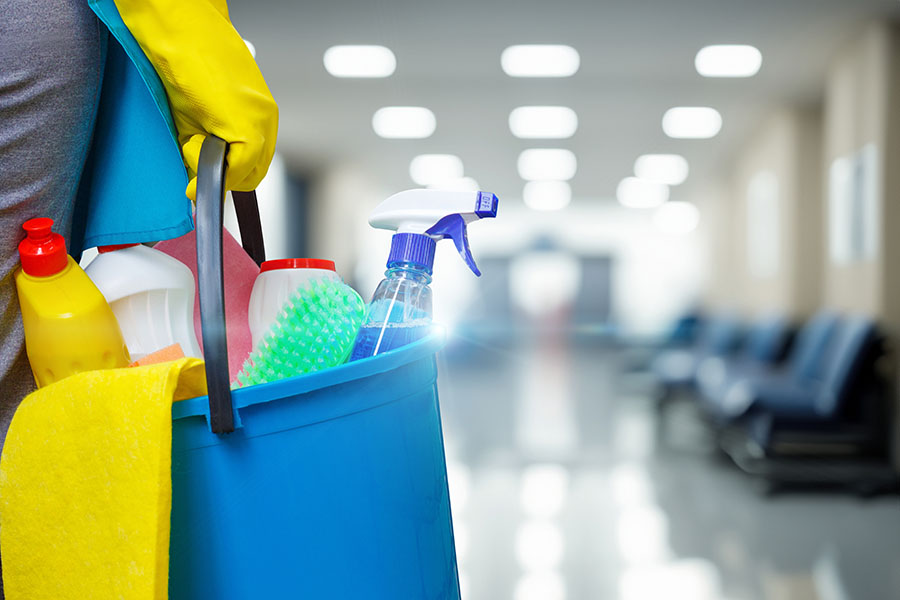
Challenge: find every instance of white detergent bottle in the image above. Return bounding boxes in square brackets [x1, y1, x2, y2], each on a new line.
[85, 243, 202, 360]
[248, 258, 342, 349]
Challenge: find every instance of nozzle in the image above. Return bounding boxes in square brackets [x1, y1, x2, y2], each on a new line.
[19, 218, 69, 277]
[23, 217, 54, 241]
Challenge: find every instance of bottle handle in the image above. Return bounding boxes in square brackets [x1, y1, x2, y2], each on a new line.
[195, 135, 250, 434]
[232, 190, 266, 267]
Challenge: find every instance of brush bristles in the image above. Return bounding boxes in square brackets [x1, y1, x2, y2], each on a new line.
[234, 277, 367, 388]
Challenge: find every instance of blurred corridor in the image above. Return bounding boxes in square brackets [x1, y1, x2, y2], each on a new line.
[220, 0, 900, 597]
[438, 333, 900, 599]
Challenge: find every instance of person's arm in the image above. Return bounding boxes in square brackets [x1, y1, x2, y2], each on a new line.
[113, 0, 278, 199]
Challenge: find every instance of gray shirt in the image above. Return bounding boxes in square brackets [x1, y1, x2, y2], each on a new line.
[0, 0, 107, 454]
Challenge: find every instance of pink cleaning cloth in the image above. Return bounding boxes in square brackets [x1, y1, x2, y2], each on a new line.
[155, 227, 259, 382]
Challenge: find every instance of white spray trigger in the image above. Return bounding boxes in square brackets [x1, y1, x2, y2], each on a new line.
[369, 189, 498, 274]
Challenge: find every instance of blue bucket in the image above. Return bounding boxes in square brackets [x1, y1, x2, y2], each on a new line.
[169, 333, 458, 599]
[167, 137, 459, 598]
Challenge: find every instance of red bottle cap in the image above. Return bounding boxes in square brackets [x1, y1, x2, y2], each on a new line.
[98, 243, 140, 254]
[260, 258, 336, 273]
[18, 218, 69, 277]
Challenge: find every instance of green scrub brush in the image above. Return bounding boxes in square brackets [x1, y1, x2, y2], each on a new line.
[235, 277, 367, 388]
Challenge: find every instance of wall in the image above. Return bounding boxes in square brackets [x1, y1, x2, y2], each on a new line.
[307, 163, 389, 279]
[822, 21, 900, 465]
[822, 23, 891, 320]
[464, 203, 704, 337]
[886, 25, 900, 338]
[696, 179, 736, 310]
[701, 107, 823, 320]
[822, 22, 900, 332]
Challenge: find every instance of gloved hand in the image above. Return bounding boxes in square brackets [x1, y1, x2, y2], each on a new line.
[113, 0, 278, 199]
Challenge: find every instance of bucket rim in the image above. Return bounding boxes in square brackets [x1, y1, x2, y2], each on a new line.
[173, 328, 447, 421]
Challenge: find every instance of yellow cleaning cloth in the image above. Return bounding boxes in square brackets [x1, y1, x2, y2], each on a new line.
[0, 358, 207, 600]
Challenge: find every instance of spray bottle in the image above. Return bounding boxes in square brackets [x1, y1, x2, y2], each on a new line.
[349, 189, 498, 360]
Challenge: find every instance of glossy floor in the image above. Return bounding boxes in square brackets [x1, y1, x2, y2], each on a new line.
[437, 333, 900, 600]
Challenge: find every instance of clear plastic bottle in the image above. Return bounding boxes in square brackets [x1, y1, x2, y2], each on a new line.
[350, 262, 433, 360]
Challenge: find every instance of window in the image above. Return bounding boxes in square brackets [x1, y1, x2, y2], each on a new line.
[746, 171, 780, 278]
[829, 144, 879, 264]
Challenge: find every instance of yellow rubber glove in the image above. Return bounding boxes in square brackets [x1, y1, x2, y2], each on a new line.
[113, 0, 278, 199]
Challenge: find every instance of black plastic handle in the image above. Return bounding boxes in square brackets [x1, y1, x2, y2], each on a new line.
[232, 190, 266, 267]
[196, 135, 234, 434]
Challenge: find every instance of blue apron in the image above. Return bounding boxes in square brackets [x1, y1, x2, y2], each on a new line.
[71, 0, 193, 255]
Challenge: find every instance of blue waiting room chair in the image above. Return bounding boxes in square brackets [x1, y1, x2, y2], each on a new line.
[695, 313, 792, 411]
[740, 315, 885, 455]
[702, 311, 841, 422]
[651, 313, 743, 394]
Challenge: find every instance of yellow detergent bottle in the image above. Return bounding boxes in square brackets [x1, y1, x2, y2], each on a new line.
[15, 218, 130, 387]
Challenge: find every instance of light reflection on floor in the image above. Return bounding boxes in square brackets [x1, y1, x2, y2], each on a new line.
[438, 332, 900, 600]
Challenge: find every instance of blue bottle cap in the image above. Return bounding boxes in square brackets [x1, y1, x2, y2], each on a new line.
[387, 233, 436, 273]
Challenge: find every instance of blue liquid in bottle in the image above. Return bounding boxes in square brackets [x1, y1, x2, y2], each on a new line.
[351, 321, 432, 359]
[350, 264, 432, 361]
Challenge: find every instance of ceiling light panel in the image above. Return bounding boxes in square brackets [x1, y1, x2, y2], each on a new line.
[509, 106, 578, 139]
[634, 154, 689, 186]
[372, 106, 435, 139]
[617, 177, 669, 208]
[662, 107, 722, 139]
[517, 149, 577, 181]
[653, 201, 700, 234]
[409, 154, 464, 186]
[501, 45, 580, 77]
[324, 45, 396, 78]
[523, 181, 572, 211]
[695, 45, 762, 78]
[428, 176, 480, 192]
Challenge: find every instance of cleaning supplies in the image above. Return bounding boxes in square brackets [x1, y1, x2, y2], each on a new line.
[248, 258, 340, 349]
[0, 357, 207, 600]
[350, 189, 498, 360]
[15, 218, 130, 387]
[154, 227, 259, 381]
[235, 277, 366, 388]
[85, 243, 202, 360]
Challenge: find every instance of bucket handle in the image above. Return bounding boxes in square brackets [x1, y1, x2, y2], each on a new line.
[195, 135, 266, 434]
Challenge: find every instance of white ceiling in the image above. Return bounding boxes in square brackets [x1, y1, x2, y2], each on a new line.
[229, 0, 900, 206]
